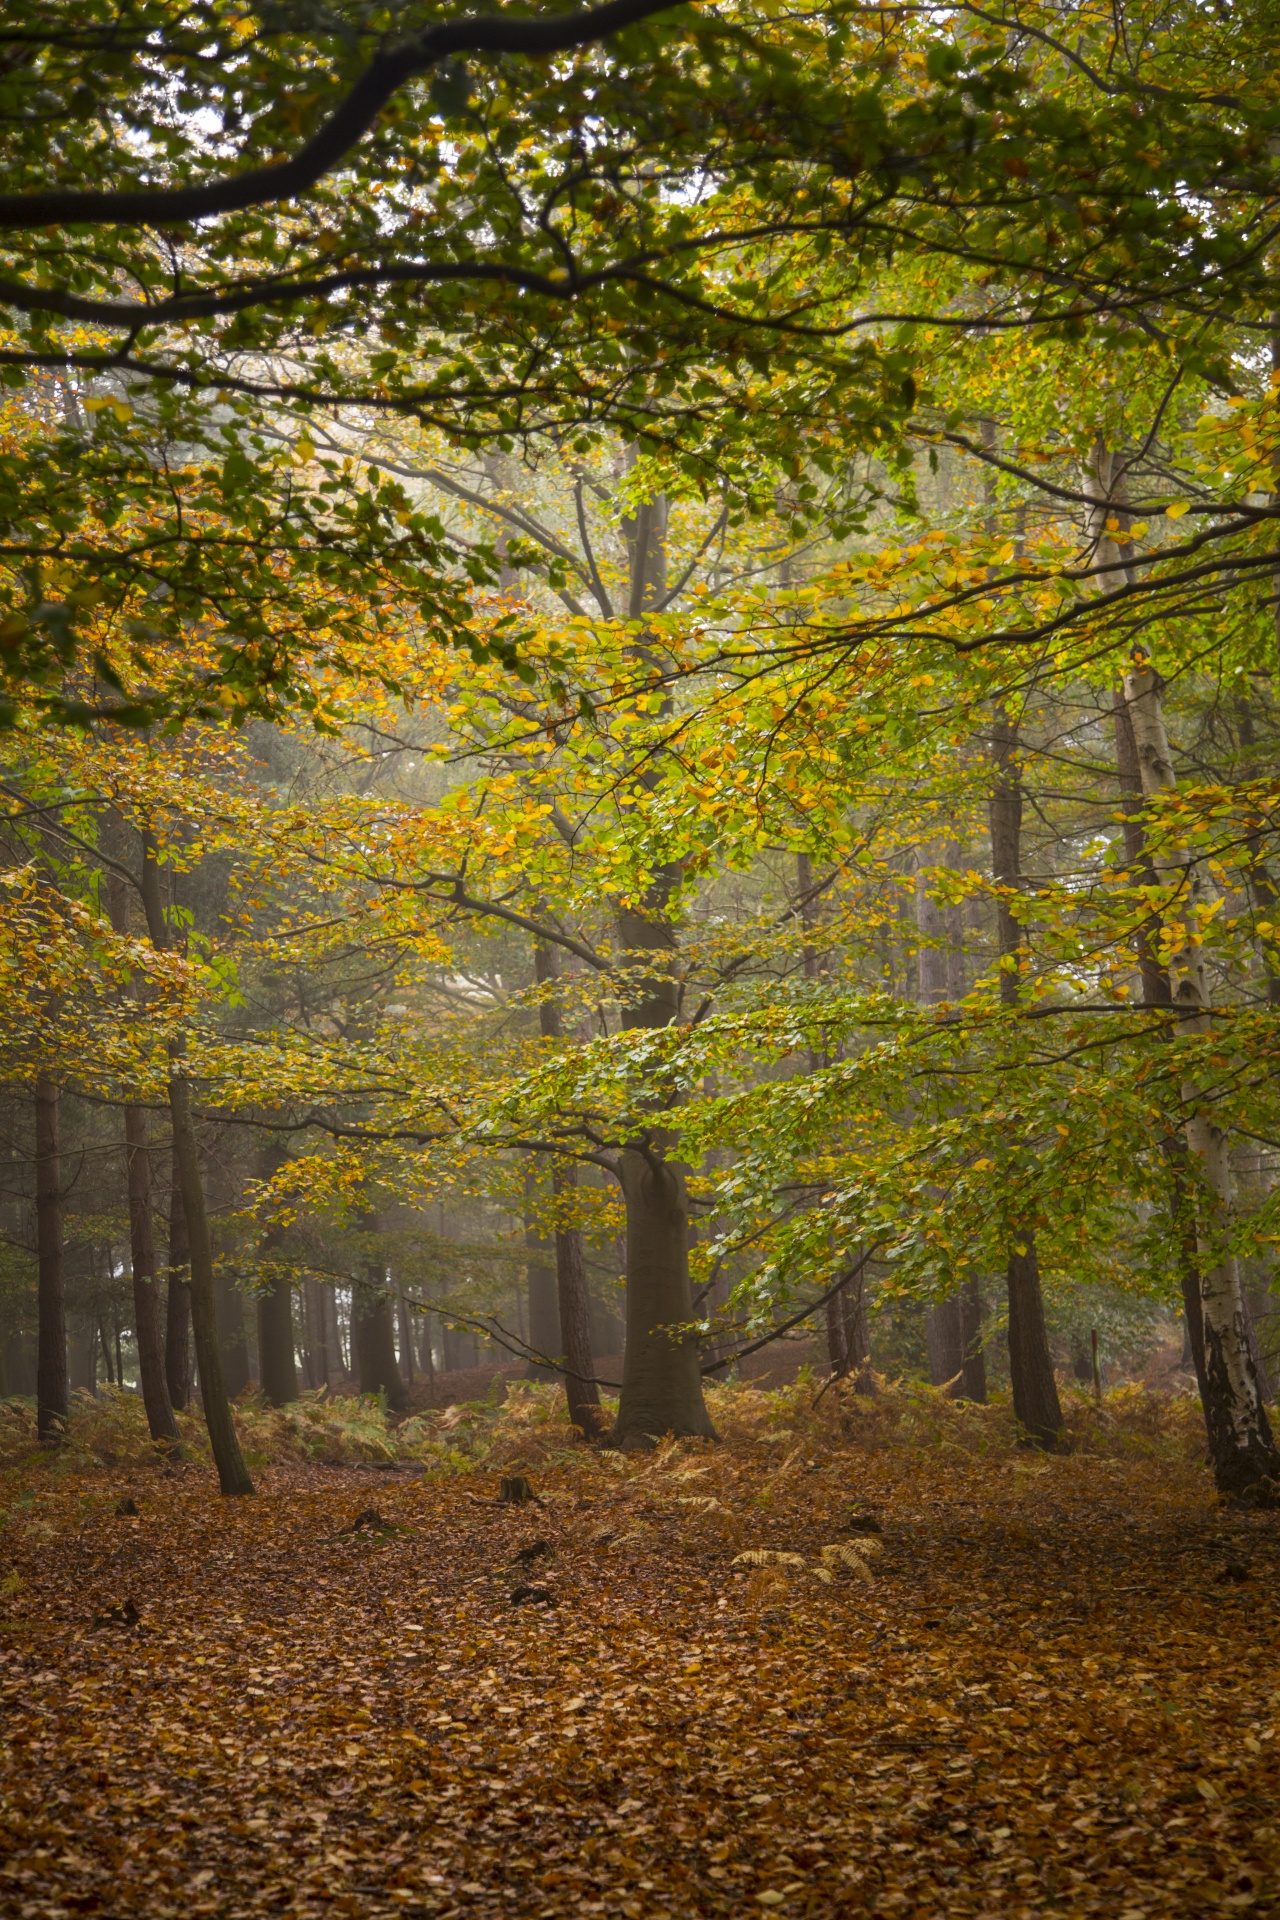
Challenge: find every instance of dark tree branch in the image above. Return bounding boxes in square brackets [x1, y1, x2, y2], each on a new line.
[0, 0, 686, 231]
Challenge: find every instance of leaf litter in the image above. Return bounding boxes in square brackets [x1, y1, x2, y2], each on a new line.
[0, 1376, 1278, 1917]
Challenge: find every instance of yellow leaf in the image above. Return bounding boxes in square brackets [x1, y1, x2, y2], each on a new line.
[1165, 500, 1190, 519]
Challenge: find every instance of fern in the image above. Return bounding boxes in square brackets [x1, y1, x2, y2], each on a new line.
[820, 1543, 876, 1580]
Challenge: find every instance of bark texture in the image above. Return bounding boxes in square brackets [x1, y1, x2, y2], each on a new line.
[34, 1078, 67, 1441]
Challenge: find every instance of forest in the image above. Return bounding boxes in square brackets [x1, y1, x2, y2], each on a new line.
[1, 1, 1280, 1915]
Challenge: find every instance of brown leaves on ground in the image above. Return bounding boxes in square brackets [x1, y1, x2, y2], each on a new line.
[0, 1379, 1278, 1918]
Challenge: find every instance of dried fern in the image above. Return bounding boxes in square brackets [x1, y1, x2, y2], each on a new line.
[820, 1542, 875, 1580]
[731, 1549, 808, 1569]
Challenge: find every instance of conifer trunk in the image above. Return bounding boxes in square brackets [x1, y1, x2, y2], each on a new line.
[1121, 663, 1280, 1498]
[34, 1078, 67, 1442]
[124, 1105, 180, 1450]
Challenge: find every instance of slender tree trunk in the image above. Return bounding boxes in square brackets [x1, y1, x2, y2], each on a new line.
[554, 1165, 604, 1438]
[531, 943, 603, 1434]
[826, 1291, 848, 1375]
[958, 1275, 987, 1402]
[1114, 686, 1209, 1395]
[165, 1154, 192, 1410]
[139, 829, 252, 1495]
[989, 708, 1065, 1447]
[104, 860, 178, 1446]
[397, 1291, 415, 1387]
[842, 1259, 876, 1395]
[34, 1078, 67, 1441]
[1122, 663, 1280, 1497]
[124, 1105, 180, 1450]
[256, 1146, 298, 1407]
[315, 1282, 332, 1388]
[916, 845, 975, 1393]
[523, 1165, 560, 1381]
[169, 1068, 253, 1494]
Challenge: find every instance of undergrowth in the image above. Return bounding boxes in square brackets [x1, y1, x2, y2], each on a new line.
[0, 1372, 1210, 1480]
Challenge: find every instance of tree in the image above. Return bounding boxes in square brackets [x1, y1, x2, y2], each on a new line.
[33, 1078, 66, 1441]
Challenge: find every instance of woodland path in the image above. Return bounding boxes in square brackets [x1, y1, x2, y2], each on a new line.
[1, 1430, 1277, 1918]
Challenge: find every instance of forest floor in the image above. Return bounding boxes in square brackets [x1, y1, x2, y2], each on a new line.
[0, 1380, 1277, 1919]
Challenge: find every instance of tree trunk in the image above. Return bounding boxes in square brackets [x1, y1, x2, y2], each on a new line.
[1114, 684, 1211, 1398]
[169, 1068, 254, 1494]
[917, 846, 968, 1391]
[613, 1147, 716, 1445]
[608, 903, 715, 1445]
[34, 1078, 67, 1442]
[255, 1145, 298, 1407]
[826, 1292, 848, 1375]
[1122, 663, 1280, 1498]
[165, 1153, 192, 1410]
[216, 1262, 252, 1399]
[1007, 1242, 1065, 1443]
[139, 830, 252, 1496]
[989, 707, 1065, 1447]
[353, 1267, 408, 1410]
[531, 942, 603, 1433]
[104, 858, 178, 1446]
[926, 1293, 964, 1390]
[842, 1261, 876, 1395]
[257, 1280, 297, 1407]
[554, 1165, 604, 1438]
[314, 1282, 332, 1388]
[523, 1165, 560, 1381]
[397, 1291, 415, 1387]
[958, 1273, 987, 1403]
[124, 1104, 180, 1450]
